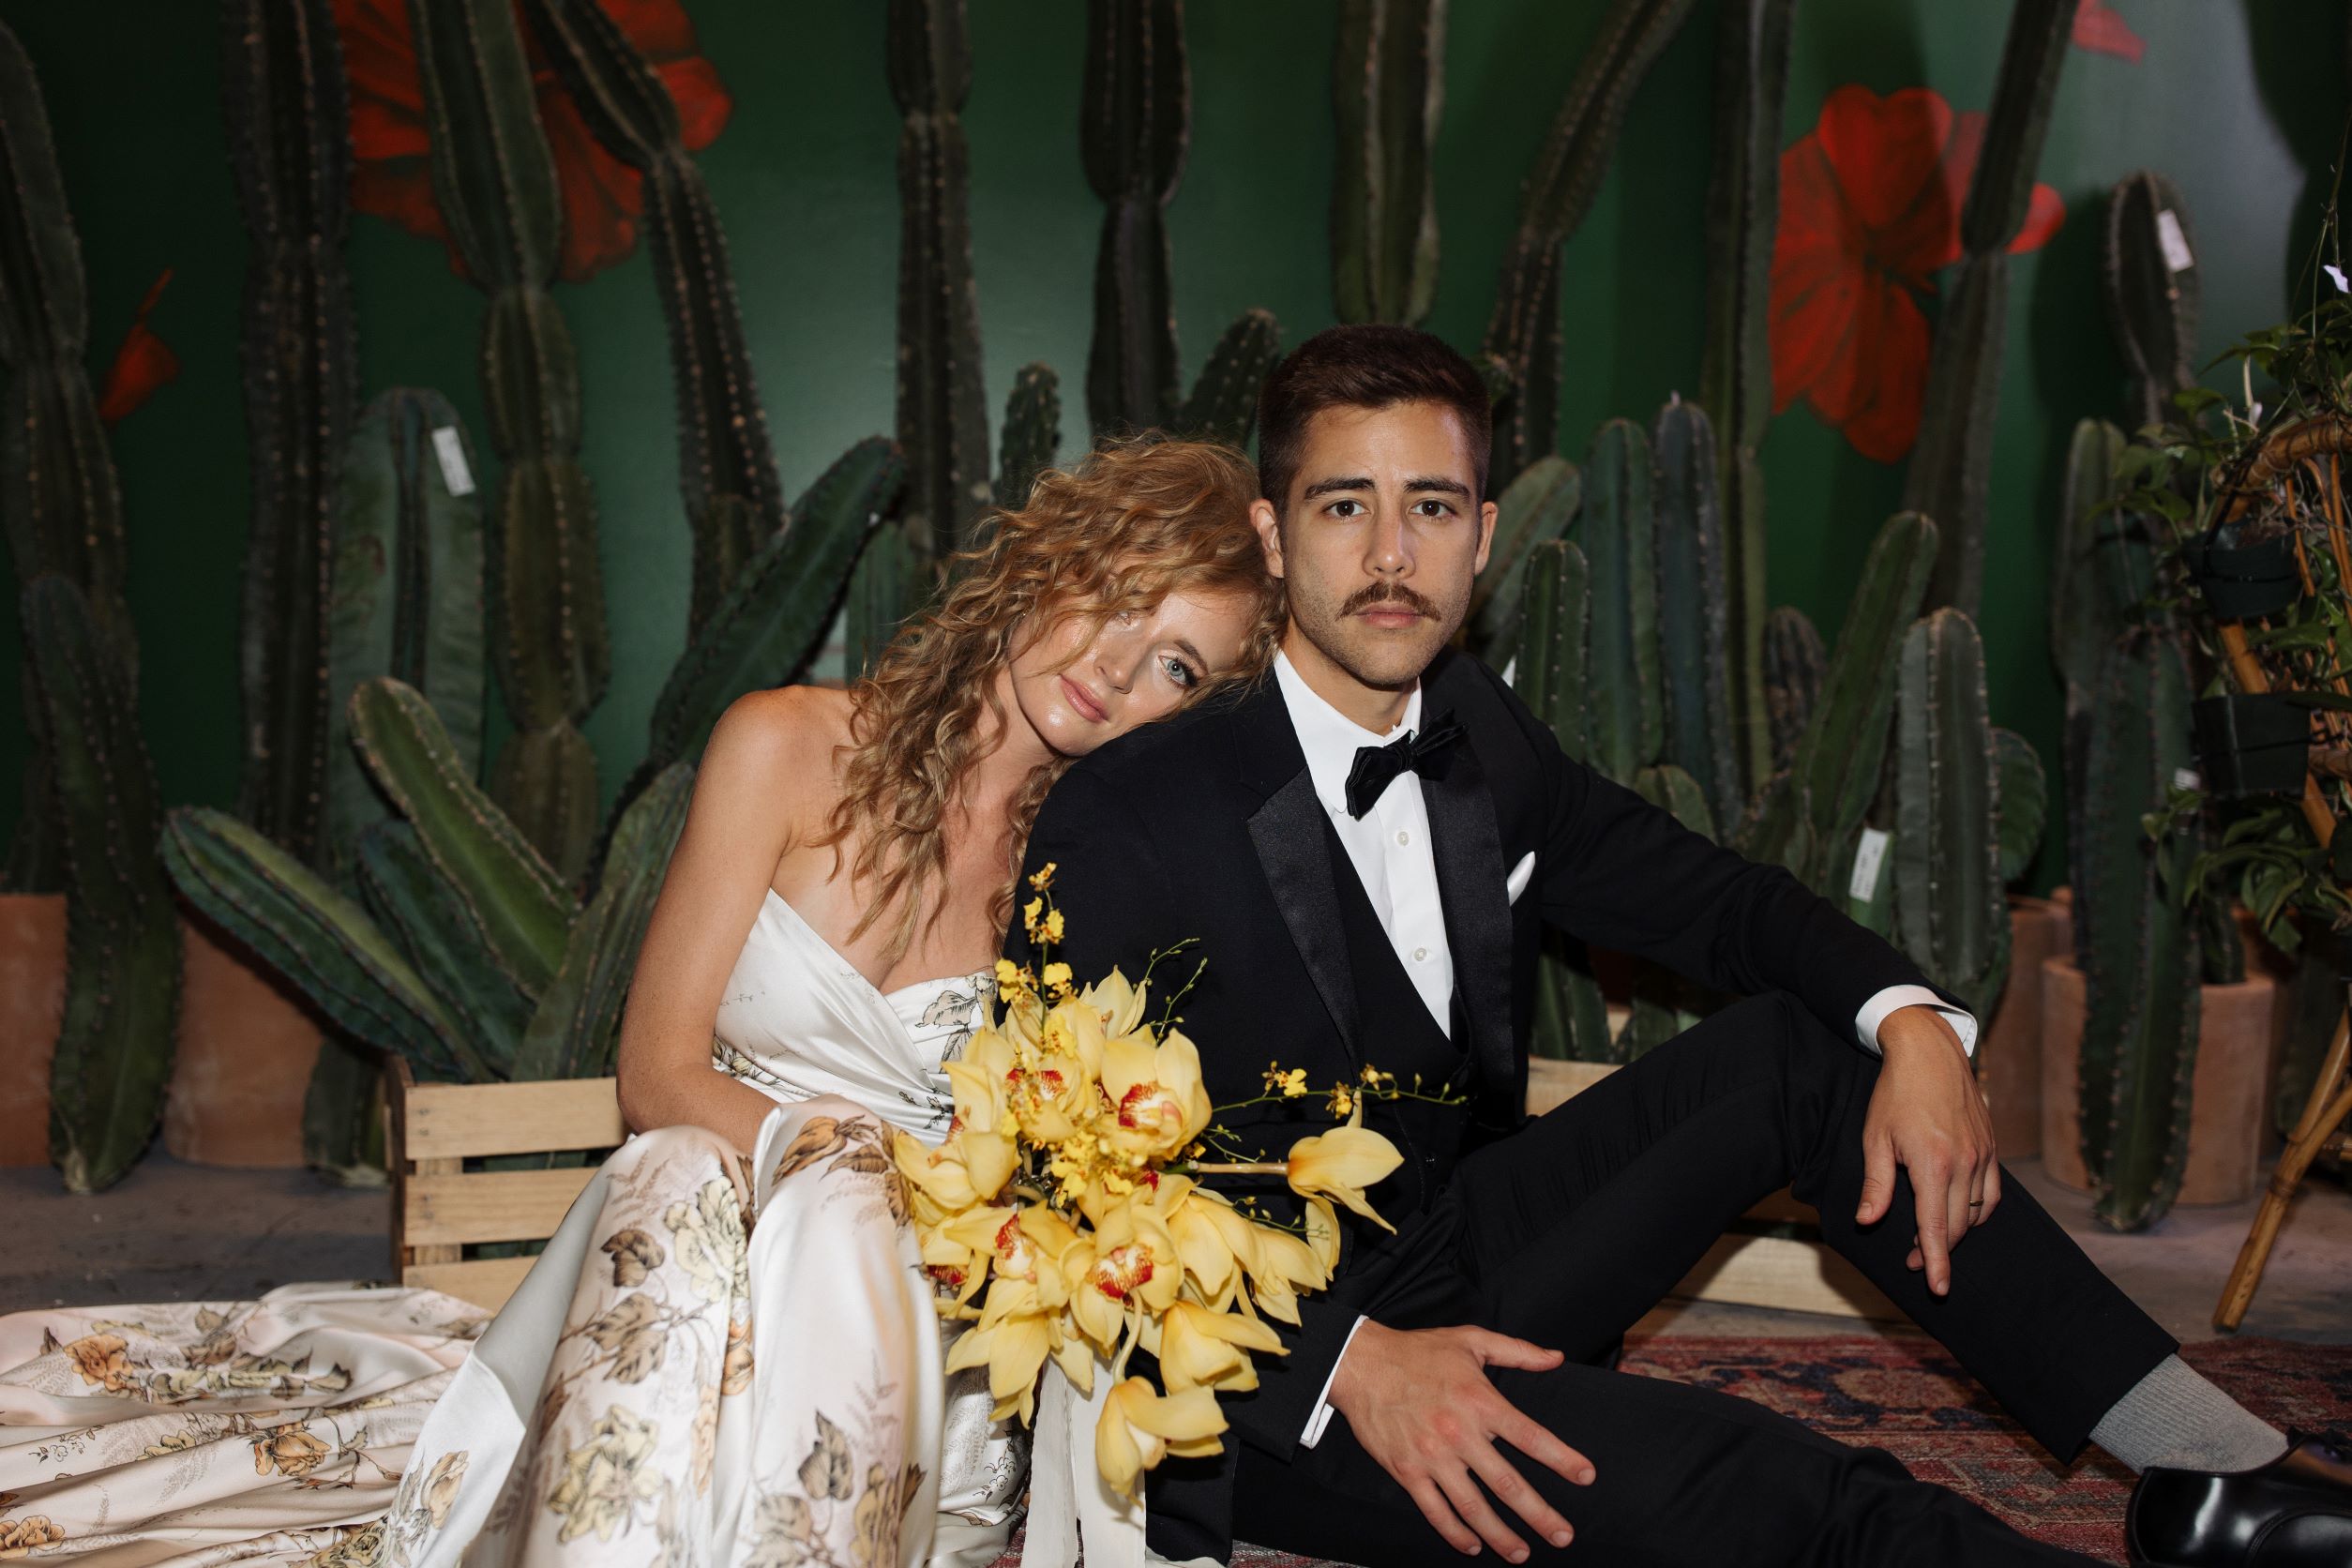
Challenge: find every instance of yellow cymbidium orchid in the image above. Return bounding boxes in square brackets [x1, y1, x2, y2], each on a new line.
[1095, 1377, 1227, 1500]
[894, 1124, 1018, 1213]
[1283, 1100, 1403, 1231]
[1099, 1028, 1213, 1162]
[1149, 1300, 1287, 1395]
[947, 1276, 1055, 1425]
[1078, 966, 1150, 1038]
[1063, 1191, 1182, 1353]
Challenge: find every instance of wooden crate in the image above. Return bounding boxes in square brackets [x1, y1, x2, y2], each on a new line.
[389, 1057, 1895, 1320]
[387, 1058, 626, 1312]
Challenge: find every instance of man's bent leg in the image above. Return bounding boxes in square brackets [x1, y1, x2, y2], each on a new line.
[1230, 1358, 2100, 1568]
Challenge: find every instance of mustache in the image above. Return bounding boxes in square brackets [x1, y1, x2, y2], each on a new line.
[1338, 581, 1440, 618]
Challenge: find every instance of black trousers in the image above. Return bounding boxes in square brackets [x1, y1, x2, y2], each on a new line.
[1227, 989, 2179, 1568]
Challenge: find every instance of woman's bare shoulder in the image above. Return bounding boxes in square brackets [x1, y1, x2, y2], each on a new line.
[693, 686, 858, 839]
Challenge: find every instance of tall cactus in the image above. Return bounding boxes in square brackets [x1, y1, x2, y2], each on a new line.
[1904, 0, 2073, 618]
[1891, 610, 2009, 1017]
[2076, 626, 2202, 1231]
[1574, 418, 1661, 782]
[24, 578, 181, 1193]
[1469, 453, 1580, 662]
[410, 0, 610, 882]
[1652, 397, 1740, 832]
[1175, 308, 1281, 447]
[1697, 0, 1795, 794]
[995, 361, 1063, 511]
[1082, 0, 1187, 436]
[2104, 170, 2201, 430]
[222, 0, 357, 867]
[0, 22, 133, 892]
[1761, 604, 1823, 776]
[521, 0, 788, 624]
[881, 0, 991, 560]
[1512, 540, 1615, 1063]
[323, 389, 487, 883]
[1478, 0, 1697, 490]
[1331, 0, 1444, 327]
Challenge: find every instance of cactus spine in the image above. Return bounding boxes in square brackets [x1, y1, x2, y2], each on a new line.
[1512, 541, 1615, 1063]
[1575, 418, 1662, 783]
[0, 22, 133, 892]
[521, 0, 788, 623]
[1891, 610, 2009, 1017]
[1478, 0, 1697, 490]
[24, 578, 181, 1193]
[882, 0, 991, 560]
[222, 0, 356, 867]
[2104, 170, 2200, 430]
[1652, 398, 1740, 833]
[1904, 0, 2073, 618]
[1331, 0, 1443, 327]
[410, 0, 610, 882]
[1082, 0, 1187, 436]
[2075, 627, 2202, 1231]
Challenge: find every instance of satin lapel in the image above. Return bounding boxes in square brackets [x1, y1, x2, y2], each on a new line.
[1247, 771, 1359, 1062]
[1422, 736, 1516, 1093]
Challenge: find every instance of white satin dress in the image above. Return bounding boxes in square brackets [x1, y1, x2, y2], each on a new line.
[0, 887, 1029, 1567]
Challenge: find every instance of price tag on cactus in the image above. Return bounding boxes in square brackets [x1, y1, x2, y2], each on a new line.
[431, 427, 476, 497]
[2173, 767, 2201, 792]
[1848, 826, 1891, 902]
[2154, 209, 2194, 274]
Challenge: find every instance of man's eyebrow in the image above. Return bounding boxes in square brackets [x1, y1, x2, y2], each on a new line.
[1300, 475, 1374, 500]
[1405, 475, 1473, 499]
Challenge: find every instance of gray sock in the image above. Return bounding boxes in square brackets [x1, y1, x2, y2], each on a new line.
[2088, 1353, 2289, 1474]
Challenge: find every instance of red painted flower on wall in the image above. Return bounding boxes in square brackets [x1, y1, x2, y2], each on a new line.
[1769, 85, 2065, 463]
[97, 269, 179, 425]
[334, 0, 732, 285]
[2072, 0, 2145, 65]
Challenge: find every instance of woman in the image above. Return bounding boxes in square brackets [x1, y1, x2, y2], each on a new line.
[0, 436, 1283, 1568]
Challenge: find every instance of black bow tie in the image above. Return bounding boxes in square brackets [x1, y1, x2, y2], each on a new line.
[1345, 712, 1465, 818]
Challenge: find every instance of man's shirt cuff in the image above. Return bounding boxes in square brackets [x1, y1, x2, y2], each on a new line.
[1855, 984, 1978, 1058]
[1300, 1314, 1370, 1447]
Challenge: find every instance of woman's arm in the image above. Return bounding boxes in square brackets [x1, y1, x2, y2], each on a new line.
[613, 686, 835, 1154]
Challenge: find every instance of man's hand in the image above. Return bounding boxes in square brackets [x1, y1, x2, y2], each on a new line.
[1327, 1319, 1595, 1560]
[1857, 1004, 1998, 1295]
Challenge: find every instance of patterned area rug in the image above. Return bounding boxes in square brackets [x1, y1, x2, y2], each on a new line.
[990, 1334, 2352, 1567]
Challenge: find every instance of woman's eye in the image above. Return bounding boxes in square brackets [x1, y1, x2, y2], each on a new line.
[1162, 656, 1196, 688]
[1114, 607, 1141, 626]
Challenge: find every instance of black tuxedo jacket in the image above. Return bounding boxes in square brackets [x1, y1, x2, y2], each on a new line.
[1005, 649, 1957, 1529]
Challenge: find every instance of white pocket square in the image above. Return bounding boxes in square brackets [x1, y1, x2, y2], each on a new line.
[1505, 850, 1536, 905]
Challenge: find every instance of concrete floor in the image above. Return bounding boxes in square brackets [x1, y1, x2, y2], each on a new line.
[2, 1154, 2348, 1343]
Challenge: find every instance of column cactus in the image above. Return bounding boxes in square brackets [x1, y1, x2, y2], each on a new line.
[995, 361, 1063, 511]
[1477, 0, 1696, 490]
[1573, 417, 1661, 783]
[0, 20, 134, 891]
[25, 578, 181, 1193]
[1903, 0, 2073, 617]
[2075, 626, 2203, 1231]
[1652, 397, 1740, 833]
[1512, 540, 1615, 1063]
[1468, 452, 1580, 662]
[1082, 0, 1186, 436]
[2104, 170, 2200, 430]
[1331, 0, 1443, 327]
[521, 0, 788, 624]
[410, 0, 610, 882]
[1697, 0, 1795, 794]
[1891, 609, 2009, 1018]
[1761, 604, 1823, 776]
[882, 0, 990, 560]
[221, 0, 356, 867]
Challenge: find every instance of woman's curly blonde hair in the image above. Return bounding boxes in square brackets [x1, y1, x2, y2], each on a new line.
[822, 435, 1285, 960]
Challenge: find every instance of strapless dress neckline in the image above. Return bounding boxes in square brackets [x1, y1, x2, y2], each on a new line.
[759, 885, 984, 1005]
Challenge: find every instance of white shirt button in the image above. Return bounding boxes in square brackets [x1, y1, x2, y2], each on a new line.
[1412, 946, 1428, 962]
[1395, 829, 1411, 846]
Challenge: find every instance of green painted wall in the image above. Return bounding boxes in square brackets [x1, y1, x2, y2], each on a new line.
[0, 0, 2340, 897]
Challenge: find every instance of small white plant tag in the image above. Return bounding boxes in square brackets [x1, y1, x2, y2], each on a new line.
[2172, 766, 2202, 792]
[1848, 826, 1891, 902]
[2155, 209, 2194, 273]
[431, 427, 475, 497]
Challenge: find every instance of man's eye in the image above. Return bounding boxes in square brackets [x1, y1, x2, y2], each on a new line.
[1412, 499, 1455, 518]
[1163, 656, 1196, 687]
[1327, 499, 1364, 518]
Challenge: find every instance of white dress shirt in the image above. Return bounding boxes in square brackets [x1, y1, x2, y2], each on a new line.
[1268, 652, 1979, 1447]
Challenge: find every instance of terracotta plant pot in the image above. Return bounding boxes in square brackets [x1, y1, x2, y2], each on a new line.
[2039, 955, 2274, 1206]
[0, 893, 66, 1168]
[1979, 895, 2071, 1158]
[163, 914, 324, 1168]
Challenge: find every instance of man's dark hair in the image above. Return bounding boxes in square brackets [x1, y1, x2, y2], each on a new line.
[1254, 324, 1493, 515]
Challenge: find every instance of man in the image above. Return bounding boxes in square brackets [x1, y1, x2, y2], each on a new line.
[1011, 324, 2348, 1568]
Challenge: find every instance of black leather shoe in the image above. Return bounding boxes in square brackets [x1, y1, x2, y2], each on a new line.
[2127, 1431, 2352, 1566]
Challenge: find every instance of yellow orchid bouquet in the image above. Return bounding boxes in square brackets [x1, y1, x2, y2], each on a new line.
[890, 864, 1433, 1498]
